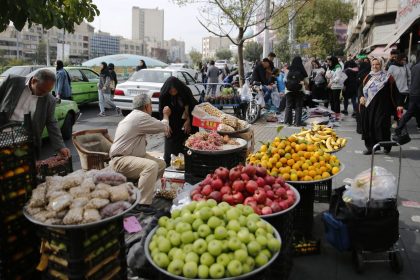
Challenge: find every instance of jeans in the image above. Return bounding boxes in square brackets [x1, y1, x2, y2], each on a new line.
[98, 90, 116, 113]
[284, 91, 304, 125]
[329, 89, 341, 113]
[262, 85, 273, 104]
[396, 95, 420, 132]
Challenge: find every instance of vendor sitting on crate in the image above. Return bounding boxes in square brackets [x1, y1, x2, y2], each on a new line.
[0, 69, 71, 158]
[109, 93, 171, 211]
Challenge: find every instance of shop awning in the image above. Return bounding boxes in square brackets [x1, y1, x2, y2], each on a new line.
[384, 15, 420, 50]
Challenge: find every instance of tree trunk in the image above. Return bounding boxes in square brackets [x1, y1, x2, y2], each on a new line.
[237, 41, 245, 87]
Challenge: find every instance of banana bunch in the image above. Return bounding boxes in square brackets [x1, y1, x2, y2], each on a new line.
[292, 124, 347, 152]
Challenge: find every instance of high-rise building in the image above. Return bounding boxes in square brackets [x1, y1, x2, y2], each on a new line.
[119, 37, 146, 56]
[90, 31, 120, 58]
[165, 39, 186, 62]
[132, 7, 164, 50]
[202, 36, 231, 59]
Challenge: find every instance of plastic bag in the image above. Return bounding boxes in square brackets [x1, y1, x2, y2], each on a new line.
[271, 91, 281, 108]
[240, 80, 251, 101]
[94, 171, 127, 186]
[63, 207, 84, 225]
[108, 183, 130, 202]
[342, 166, 397, 207]
[256, 91, 265, 107]
[48, 194, 73, 212]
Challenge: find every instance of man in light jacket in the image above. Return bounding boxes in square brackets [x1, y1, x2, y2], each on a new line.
[54, 60, 72, 100]
[206, 60, 219, 97]
[0, 69, 70, 158]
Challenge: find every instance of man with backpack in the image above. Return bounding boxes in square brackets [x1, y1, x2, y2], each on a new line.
[284, 56, 308, 126]
[54, 60, 72, 100]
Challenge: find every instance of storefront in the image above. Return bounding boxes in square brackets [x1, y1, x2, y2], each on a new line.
[385, 0, 420, 62]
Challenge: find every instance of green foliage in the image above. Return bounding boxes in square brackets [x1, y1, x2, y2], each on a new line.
[189, 49, 203, 68]
[4, 58, 28, 67]
[273, 0, 353, 58]
[274, 38, 291, 64]
[0, 0, 100, 33]
[244, 42, 263, 62]
[215, 49, 232, 60]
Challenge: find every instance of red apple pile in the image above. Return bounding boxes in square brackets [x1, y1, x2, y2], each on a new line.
[190, 164, 297, 215]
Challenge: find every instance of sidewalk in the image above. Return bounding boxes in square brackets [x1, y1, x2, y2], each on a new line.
[252, 113, 420, 280]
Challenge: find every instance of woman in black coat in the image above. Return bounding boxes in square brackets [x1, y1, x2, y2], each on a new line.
[159, 76, 198, 165]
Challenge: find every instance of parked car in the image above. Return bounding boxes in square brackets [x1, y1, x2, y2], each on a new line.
[167, 63, 199, 80]
[0, 65, 45, 84]
[24, 69, 81, 140]
[113, 68, 205, 116]
[215, 60, 232, 70]
[29, 67, 100, 105]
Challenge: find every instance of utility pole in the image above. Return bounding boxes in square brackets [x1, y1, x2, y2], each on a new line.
[262, 0, 271, 58]
[15, 29, 20, 59]
[288, 0, 296, 59]
[44, 28, 50, 66]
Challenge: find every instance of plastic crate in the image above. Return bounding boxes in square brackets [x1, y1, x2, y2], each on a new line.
[36, 156, 73, 183]
[287, 182, 315, 237]
[184, 148, 247, 178]
[37, 218, 127, 280]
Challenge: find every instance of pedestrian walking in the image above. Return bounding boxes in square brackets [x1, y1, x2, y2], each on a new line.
[222, 64, 230, 80]
[284, 56, 308, 126]
[359, 58, 400, 155]
[108, 63, 118, 100]
[326, 56, 346, 120]
[206, 60, 219, 97]
[395, 51, 420, 135]
[309, 59, 327, 105]
[385, 49, 399, 71]
[342, 60, 359, 116]
[54, 60, 72, 100]
[98, 62, 120, 117]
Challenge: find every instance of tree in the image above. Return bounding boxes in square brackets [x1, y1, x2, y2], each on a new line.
[174, 0, 309, 86]
[189, 48, 203, 69]
[244, 41, 263, 63]
[35, 40, 46, 65]
[273, 0, 353, 59]
[215, 49, 232, 60]
[0, 0, 100, 33]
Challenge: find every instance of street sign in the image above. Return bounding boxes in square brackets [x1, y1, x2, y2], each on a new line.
[300, 43, 311, 49]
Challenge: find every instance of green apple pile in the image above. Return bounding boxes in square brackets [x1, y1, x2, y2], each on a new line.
[148, 199, 281, 279]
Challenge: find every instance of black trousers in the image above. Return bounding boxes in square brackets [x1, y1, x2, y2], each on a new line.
[329, 89, 341, 113]
[397, 95, 420, 131]
[164, 132, 186, 166]
[284, 92, 304, 125]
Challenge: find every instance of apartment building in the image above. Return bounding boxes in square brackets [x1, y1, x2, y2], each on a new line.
[345, 0, 398, 56]
[165, 39, 186, 62]
[202, 36, 231, 59]
[132, 7, 164, 53]
[119, 37, 146, 56]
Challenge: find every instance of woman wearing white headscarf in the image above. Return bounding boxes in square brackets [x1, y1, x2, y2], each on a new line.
[359, 58, 401, 155]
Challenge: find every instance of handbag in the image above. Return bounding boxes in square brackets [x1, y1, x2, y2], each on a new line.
[392, 126, 411, 145]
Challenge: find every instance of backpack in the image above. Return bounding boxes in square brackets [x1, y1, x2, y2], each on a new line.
[286, 70, 303, 91]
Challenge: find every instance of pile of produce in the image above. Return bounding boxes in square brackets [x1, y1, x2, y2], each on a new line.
[197, 103, 249, 133]
[291, 124, 347, 153]
[190, 164, 297, 215]
[25, 170, 137, 225]
[148, 200, 281, 278]
[186, 132, 239, 151]
[247, 136, 341, 182]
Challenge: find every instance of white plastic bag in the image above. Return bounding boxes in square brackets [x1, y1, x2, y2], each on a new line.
[256, 91, 265, 107]
[240, 80, 251, 101]
[342, 166, 397, 207]
[271, 89, 281, 108]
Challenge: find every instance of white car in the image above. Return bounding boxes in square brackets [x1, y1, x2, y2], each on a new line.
[114, 69, 205, 116]
[167, 63, 199, 80]
[215, 60, 232, 70]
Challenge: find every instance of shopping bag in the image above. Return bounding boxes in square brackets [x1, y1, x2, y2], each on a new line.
[323, 211, 351, 251]
[392, 126, 411, 145]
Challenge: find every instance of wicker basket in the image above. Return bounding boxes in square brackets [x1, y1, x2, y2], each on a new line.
[72, 129, 113, 170]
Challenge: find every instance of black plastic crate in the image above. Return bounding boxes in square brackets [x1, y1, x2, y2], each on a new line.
[184, 173, 204, 185]
[184, 148, 247, 178]
[37, 156, 73, 183]
[287, 182, 315, 237]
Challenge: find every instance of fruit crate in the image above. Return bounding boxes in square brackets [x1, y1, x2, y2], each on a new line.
[36, 218, 127, 280]
[184, 148, 247, 179]
[36, 155, 73, 183]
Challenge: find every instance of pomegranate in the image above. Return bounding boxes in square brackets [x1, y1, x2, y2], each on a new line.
[220, 186, 232, 195]
[243, 164, 256, 177]
[232, 192, 244, 204]
[222, 194, 234, 205]
[266, 190, 275, 199]
[192, 193, 204, 201]
[263, 185, 271, 192]
[229, 167, 241, 182]
[279, 201, 289, 210]
[237, 163, 244, 172]
[286, 189, 295, 198]
[271, 201, 281, 213]
[201, 185, 213, 196]
[252, 205, 262, 215]
[271, 183, 281, 190]
[200, 174, 212, 186]
[286, 196, 295, 207]
[265, 198, 273, 207]
[244, 196, 257, 207]
[240, 173, 250, 182]
[264, 175, 275, 186]
[209, 191, 222, 202]
[256, 165, 267, 177]
[275, 176, 286, 186]
[262, 206, 273, 215]
[275, 188, 287, 199]
[256, 177, 266, 188]
[191, 189, 201, 197]
[253, 189, 267, 204]
[232, 180, 245, 193]
[214, 167, 229, 181]
[245, 180, 258, 194]
[211, 178, 223, 191]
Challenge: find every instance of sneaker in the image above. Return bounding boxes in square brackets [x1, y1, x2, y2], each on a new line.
[116, 107, 122, 116]
[98, 112, 106, 117]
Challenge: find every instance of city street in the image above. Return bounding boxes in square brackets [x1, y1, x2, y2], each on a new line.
[41, 104, 420, 280]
